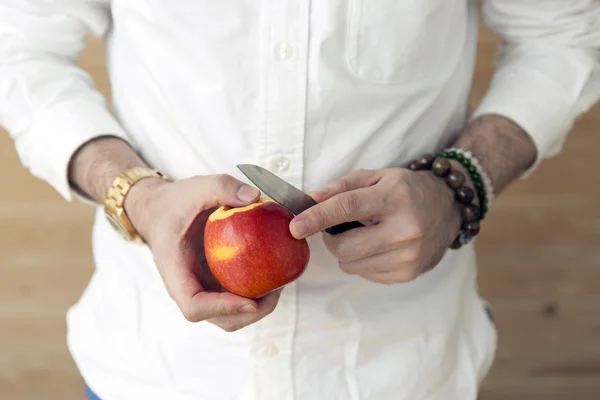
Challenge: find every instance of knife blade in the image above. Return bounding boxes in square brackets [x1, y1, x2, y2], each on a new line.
[237, 164, 365, 235]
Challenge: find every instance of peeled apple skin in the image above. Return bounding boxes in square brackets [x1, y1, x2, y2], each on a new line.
[204, 198, 310, 299]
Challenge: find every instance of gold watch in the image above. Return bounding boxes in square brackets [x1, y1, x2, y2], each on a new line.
[103, 167, 169, 244]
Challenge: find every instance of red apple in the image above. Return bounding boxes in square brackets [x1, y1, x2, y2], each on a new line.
[204, 197, 310, 299]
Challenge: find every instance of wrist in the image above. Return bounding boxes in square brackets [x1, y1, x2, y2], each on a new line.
[420, 169, 463, 244]
[408, 154, 484, 249]
[453, 114, 537, 195]
[123, 177, 172, 243]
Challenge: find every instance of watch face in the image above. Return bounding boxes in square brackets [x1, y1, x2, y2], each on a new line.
[105, 212, 131, 240]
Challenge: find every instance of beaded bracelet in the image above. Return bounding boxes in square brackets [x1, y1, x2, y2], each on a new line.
[437, 148, 494, 219]
[407, 154, 481, 249]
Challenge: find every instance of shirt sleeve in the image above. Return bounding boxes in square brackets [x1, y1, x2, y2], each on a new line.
[472, 0, 600, 177]
[0, 1, 131, 201]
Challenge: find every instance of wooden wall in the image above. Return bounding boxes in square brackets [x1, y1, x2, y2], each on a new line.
[1, 27, 599, 400]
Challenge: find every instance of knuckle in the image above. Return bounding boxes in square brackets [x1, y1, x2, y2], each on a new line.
[325, 179, 346, 193]
[358, 168, 381, 185]
[213, 173, 233, 188]
[392, 183, 413, 204]
[221, 322, 243, 333]
[338, 263, 353, 274]
[215, 302, 231, 317]
[265, 302, 278, 314]
[405, 222, 426, 241]
[326, 238, 358, 263]
[401, 249, 421, 266]
[182, 306, 199, 323]
[340, 263, 360, 276]
[338, 193, 361, 216]
[382, 185, 410, 212]
[309, 208, 329, 230]
[336, 245, 357, 263]
[356, 168, 372, 180]
[396, 267, 420, 283]
[389, 232, 407, 248]
[363, 274, 394, 285]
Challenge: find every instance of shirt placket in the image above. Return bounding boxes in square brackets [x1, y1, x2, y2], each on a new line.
[254, 1, 310, 399]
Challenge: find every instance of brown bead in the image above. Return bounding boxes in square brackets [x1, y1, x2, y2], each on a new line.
[432, 158, 451, 177]
[461, 203, 481, 222]
[446, 171, 465, 189]
[463, 221, 480, 236]
[418, 154, 435, 170]
[408, 161, 420, 171]
[455, 187, 475, 204]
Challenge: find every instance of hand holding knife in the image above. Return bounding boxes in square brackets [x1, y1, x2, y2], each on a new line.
[237, 164, 366, 235]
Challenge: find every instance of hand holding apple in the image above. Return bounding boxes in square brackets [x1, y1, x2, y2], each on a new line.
[124, 174, 283, 332]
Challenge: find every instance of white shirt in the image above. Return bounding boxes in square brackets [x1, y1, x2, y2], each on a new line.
[2, 1, 599, 399]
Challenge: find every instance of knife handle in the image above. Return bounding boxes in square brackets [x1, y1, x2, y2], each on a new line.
[325, 220, 365, 235]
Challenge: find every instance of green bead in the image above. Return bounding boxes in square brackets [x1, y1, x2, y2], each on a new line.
[475, 181, 484, 190]
[456, 154, 465, 162]
[468, 165, 477, 174]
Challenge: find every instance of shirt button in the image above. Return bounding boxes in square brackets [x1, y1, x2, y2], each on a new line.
[275, 42, 294, 60]
[271, 157, 290, 173]
[261, 344, 279, 357]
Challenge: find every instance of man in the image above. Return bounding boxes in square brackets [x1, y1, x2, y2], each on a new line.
[1, 1, 599, 399]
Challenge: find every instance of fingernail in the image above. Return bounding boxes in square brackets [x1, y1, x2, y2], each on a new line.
[237, 185, 259, 203]
[238, 304, 257, 313]
[290, 220, 309, 238]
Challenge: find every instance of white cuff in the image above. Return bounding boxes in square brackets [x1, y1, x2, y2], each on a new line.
[471, 67, 577, 178]
[18, 99, 130, 202]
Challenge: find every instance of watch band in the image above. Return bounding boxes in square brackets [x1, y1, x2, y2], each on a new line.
[103, 167, 169, 244]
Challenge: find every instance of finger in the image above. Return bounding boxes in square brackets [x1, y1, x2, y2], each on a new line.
[308, 190, 334, 203]
[186, 290, 259, 322]
[160, 246, 258, 323]
[337, 244, 419, 278]
[308, 169, 384, 203]
[203, 174, 261, 208]
[322, 219, 416, 263]
[290, 186, 383, 239]
[207, 288, 283, 332]
[317, 169, 384, 197]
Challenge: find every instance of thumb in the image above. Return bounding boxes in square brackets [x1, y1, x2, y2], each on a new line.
[205, 174, 261, 207]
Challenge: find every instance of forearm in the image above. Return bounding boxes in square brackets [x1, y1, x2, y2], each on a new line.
[67, 136, 150, 204]
[452, 114, 537, 196]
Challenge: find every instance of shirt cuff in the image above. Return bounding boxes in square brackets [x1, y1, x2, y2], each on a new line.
[20, 98, 130, 203]
[471, 66, 577, 179]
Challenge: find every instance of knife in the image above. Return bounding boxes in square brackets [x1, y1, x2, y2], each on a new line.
[237, 164, 365, 235]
